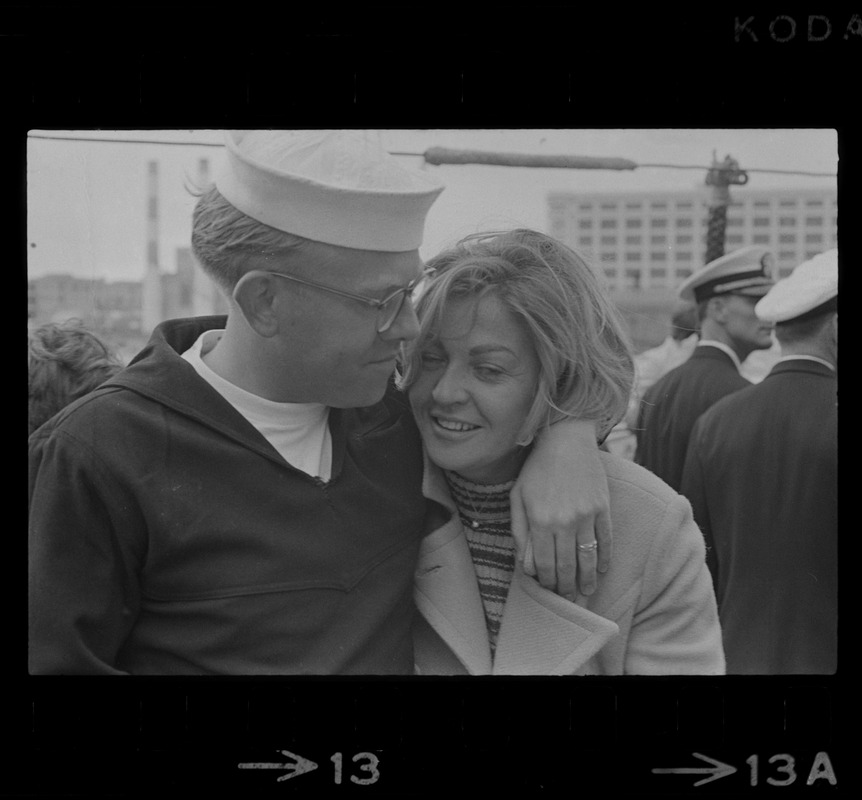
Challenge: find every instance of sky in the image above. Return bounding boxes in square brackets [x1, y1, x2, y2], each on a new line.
[26, 129, 838, 283]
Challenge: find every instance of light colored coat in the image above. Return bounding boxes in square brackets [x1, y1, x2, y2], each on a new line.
[414, 451, 725, 676]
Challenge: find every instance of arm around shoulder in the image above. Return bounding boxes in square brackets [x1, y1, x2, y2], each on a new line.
[512, 418, 612, 599]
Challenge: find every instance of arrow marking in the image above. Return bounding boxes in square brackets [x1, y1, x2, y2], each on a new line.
[652, 752, 737, 787]
[238, 750, 319, 782]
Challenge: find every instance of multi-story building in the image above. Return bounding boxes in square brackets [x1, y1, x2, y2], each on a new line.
[28, 274, 142, 331]
[30, 242, 226, 332]
[548, 186, 837, 292]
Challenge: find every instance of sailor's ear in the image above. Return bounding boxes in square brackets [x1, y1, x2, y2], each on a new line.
[232, 271, 282, 338]
[707, 295, 729, 323]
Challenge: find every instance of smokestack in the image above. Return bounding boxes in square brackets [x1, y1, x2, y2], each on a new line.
[197, 158, 210, 187]
[147, 160, 159, 269]
[142, 160, 162, 333]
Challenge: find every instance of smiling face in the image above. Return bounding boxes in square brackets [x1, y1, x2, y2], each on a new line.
[408, 293, 541, 484]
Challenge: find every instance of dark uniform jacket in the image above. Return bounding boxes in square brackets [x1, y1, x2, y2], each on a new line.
[635, 345, 752, 492]
[28, 316, 430, 675]
[680, 359, 837, 674]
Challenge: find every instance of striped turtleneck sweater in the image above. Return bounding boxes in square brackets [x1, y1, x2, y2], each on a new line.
[444, 470, 517, 655]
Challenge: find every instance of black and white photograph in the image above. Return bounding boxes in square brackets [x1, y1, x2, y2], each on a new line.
[14, 5, 854, 797]
[27, 127, 838, 678]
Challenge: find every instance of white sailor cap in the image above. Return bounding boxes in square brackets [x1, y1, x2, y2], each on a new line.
[755, 248, 838, 324]
[677, 245, 776, 304]
[214, 130, 445, 252]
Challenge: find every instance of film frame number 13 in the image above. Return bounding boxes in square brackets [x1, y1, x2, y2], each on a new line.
[331, 752, 380, 785]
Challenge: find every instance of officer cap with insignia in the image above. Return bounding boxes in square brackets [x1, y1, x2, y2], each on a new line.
[755, 248, 838, 324]
[677, 245, 776, 304]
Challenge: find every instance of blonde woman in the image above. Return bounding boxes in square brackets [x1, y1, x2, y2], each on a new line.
[401, 229, 724, 675]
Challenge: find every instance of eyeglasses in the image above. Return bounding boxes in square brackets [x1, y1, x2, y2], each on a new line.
[265, 270, 429, 333]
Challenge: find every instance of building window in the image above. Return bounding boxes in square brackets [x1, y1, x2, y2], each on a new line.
[805, 216, 824, 226]
[779, 267, 794, 278]
[805, 199, 824, 207]
[676, 234, 692, 244]
[579, 219, 593, 229]
[650, 268, 667, 279]
[726, 234, 744, 244]
[625, 252, 641, 262]
[600, 219, 617, 229]
[676, 269, 692, 279]
[805, 250, 820, 259]
[625, 235, 641, 245]
[753, 200, 770, 208]
[726, 217, 743, 227]
[650, 252, 667, 261]
[650, 202, 667, 210]
[676, 251, 692, 261]
[604, 268, 617, 278]
[600, 203, 617, 210]
[753, 217, 770, 227]
[778, 233, 796, 243]
[651, 235, 667, 244]
[752, 234, 770, 244]
[600, 235, 616, 245]
[676, 202, 693, 210]
[779, 217, 796, 226]
[650, 218, 667, 228]
[779, 200, 797, 207]
[578, 236, 593, 246]
[625, 218, 642, 228]
[579, 203, 592, 211]
[625, 203, 642, 210]
[779, 250, 796, 261]
[676, 218, 693, 228]
[805, 233, 823, 244]
[625, 269, 641, 289]
[603, 253, 617, 262]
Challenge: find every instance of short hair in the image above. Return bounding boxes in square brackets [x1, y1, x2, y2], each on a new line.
[28, 320, 123, 434]
[774, 308, 836, 346]
[190, 184, 317, 293]
[399, 229, 635, 443]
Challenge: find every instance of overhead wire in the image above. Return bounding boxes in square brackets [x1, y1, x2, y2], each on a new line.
[26, 133, 838, 179]
[28, 131, 836, 345]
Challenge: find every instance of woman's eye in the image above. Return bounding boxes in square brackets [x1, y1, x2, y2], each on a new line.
[420, 352, 445, 368]
[475, 365, 504, 380]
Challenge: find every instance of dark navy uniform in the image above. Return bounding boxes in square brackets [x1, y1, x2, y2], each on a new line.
[681, 358, 837, 674]
[635, 345, 751, 492]
[635, 246, 776, 492]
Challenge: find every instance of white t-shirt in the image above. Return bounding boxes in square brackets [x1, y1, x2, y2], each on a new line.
[181, 330, 332, 481]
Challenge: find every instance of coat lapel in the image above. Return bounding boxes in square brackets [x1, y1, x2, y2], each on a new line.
[493, 569, 620, 675]
[414, 519, 494, 674]
[415, 455, 620, 676]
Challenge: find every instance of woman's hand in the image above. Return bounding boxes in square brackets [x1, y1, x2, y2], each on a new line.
[511, 419, 612, 600]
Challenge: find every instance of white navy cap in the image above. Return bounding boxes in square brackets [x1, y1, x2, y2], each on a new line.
[755, 248, 838, 324]
[677, 245, 776, 304]
[214, 130, 445, 252]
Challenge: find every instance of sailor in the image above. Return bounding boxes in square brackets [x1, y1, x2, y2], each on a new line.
[634, 245, 775, 491]
[681, 249, 837, 673]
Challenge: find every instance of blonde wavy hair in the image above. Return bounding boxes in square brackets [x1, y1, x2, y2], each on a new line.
[399, 229, 635, 443]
